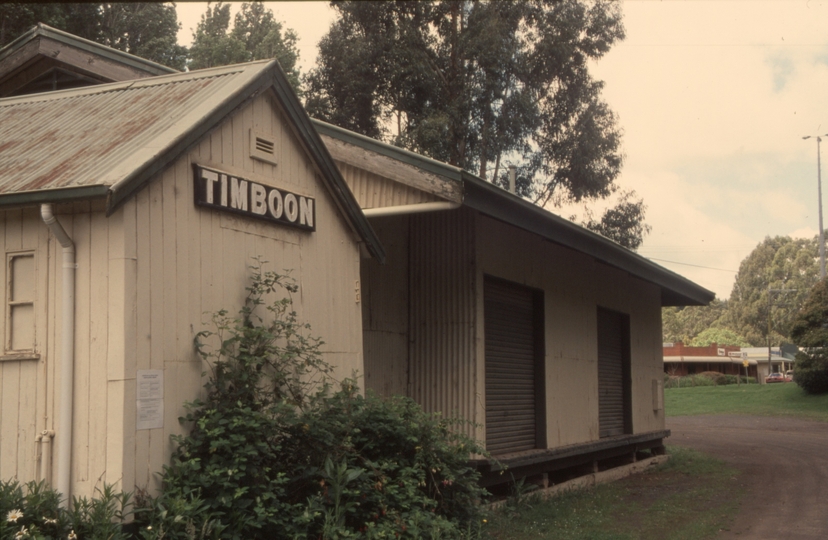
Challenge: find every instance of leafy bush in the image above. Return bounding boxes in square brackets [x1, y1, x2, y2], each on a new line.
[2, 262, 487, 539]
[790, 278, 828, 394]
[793, 351, 828, 395]
[152, 261, 487, 539]
[0, 479, 132, 540]
[664, 372, 754, 389]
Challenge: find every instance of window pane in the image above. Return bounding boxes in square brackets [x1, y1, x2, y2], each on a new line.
[11, 255, 34, 302]
[10, 303, 34, 350]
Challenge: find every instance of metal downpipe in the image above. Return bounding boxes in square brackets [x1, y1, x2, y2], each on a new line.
[41, 204, 75, 506]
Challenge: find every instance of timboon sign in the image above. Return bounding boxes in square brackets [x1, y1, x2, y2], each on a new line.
[193, 164, 315, 231]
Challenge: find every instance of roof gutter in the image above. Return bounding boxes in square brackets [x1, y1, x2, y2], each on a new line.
[40, 204, 75, 506]
[363, 202, 461, 218]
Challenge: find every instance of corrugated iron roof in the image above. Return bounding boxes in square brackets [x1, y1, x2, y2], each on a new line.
[0, 23, 178, 77]
[313, 118, 714, 307]
[0, 59, 386, 262]
[0, 62, 260, 196]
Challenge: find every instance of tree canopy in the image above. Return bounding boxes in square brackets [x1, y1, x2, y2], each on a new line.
[790, 277, 828, 348]
[189, 2, 300, 90]
[723, 235, 820, 347]
[99, 3, 187, 70]
[1, 2, 300, 80]
[663, 235, 822, 347]
[688, 327, 750, 348]
[0, 3, 100, 47]
[789, 277, 828, 394]
[305, 0, 649, 249]
[662, 299, 729, 344]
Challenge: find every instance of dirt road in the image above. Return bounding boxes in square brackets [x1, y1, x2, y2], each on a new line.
[667, 415, 828, 539]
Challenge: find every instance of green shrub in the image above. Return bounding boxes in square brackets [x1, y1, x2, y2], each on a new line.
[0, 479, 132, 540]
[664, 374, 716, 388]
[664, 372, 755, 389]
[3, 263, 486, 539]
[793, 351, 828, 394]
[154, 262, 487, 539]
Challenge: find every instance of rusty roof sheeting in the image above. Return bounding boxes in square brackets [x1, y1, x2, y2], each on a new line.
[0, 59, 386, 261]
[0, 61, 268, 197]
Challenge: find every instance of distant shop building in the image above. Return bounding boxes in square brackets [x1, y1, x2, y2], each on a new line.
[663, 342, 758, 378]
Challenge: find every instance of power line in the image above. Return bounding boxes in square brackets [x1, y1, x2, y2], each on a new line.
[648, 257, 737, 273]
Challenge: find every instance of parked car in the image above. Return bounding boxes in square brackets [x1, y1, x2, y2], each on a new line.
[765, 372, 785, 383]
[785, 370, 794, 382]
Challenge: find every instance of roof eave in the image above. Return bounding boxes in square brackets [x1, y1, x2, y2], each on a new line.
[0, 184, 109, 209]
[0, 23, 177, 76]
[311, 119, 712, 305]
[461, 175, 715, 307]
[312, 119, 465, 184]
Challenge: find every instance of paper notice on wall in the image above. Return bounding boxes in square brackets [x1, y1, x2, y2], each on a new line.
[137, 370, 164, 430]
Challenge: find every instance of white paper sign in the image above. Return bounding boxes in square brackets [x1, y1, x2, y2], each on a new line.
[137, 370, 164, 430]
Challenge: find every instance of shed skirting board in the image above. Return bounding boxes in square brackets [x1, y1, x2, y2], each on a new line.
[486, 455, 669, 510]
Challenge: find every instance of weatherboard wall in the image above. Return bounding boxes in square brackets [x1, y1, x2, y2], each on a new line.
[0, 208, 50, 485]
[0, 90, 365, 499]
[122, 90, 365, 496]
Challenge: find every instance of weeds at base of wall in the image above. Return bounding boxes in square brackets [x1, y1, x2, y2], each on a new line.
[0, 480, 132, 540]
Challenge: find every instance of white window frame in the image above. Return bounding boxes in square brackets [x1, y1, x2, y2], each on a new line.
[6, 251, 36, 354]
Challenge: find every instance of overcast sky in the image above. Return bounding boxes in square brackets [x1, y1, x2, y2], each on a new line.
[177, 1, 828, 299]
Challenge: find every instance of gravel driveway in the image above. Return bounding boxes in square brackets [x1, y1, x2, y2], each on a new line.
[667, 415, 828, 539]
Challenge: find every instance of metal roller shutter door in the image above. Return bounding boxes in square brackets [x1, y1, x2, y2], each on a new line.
[485, 279, 538, 455]
[597, 308, 629, 438]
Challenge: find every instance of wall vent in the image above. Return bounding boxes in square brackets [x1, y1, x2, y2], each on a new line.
[250, 129, 278, 166]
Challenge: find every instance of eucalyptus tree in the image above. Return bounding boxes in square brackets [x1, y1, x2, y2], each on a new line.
[724, 235, 821, 346]
[662, 299, 729, 344]
[189, 2, 300, 90]
[305, 0, 648, 249]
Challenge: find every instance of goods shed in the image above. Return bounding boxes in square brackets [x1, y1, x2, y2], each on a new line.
[0, 59, 382, 501]
[315, 120, 714, 487]
[0, 24, 716, 497]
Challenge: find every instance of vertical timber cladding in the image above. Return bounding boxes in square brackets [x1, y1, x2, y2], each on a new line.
[484, 277, 545, 456]
[596, 307, 632, 438]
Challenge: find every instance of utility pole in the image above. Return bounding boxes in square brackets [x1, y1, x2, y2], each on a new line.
[802, 134, 827, 279]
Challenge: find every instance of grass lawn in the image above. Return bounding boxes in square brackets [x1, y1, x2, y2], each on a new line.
[665, 381, 828, 421]
[482, 446, 741, 540]
[483, 381, 828, 539]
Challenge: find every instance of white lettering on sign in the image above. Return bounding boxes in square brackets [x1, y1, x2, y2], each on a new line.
[193, 164, 315, 231]
[284, 193, 298, 223]
[300, 197, 314, 228]
[202, 169, 218, 204]
[268, 189, 283, 219]
[231, 177, 248, 211]
[251, 183, 267, 215]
